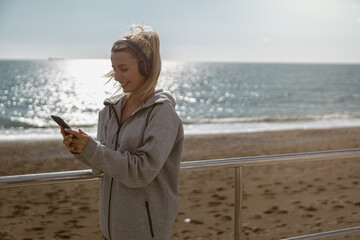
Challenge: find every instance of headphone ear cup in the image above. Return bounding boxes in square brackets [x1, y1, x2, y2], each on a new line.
[138, 60, 147, 77]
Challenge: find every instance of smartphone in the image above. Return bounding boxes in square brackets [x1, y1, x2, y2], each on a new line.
[51, 115, 78, 154]
[51, 115, 72, 135]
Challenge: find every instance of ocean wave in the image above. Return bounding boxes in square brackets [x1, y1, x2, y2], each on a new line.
[1, 112, 360, 129]
[0, 116, 97, 129]
[182, 112, 360, 124]
[0, 117, 39, 128]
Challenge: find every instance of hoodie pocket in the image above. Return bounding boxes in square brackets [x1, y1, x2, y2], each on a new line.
[145, 201, 155, 238]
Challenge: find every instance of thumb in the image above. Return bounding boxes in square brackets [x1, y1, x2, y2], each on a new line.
[79, 129, 87, 135]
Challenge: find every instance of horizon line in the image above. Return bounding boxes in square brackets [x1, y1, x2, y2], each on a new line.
[0, 57, 359, 65]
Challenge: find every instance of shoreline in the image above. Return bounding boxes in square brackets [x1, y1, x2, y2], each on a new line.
[1, 118, 360, 141]
[1, 126, 360, 176]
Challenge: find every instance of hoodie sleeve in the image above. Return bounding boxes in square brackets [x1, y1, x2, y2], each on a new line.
[78, 102, 182, 188]
[72, 107, 109, 175]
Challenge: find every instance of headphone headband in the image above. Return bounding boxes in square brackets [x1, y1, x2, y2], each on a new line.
[118, 39, 152, 76]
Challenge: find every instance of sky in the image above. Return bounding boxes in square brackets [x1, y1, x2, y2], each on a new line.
[0, 0, 360, 63]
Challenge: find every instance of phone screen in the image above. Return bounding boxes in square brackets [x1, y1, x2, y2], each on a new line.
[51, 115, 71, 135]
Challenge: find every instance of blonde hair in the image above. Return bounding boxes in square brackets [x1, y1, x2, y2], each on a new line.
[105, 25, 161, 102]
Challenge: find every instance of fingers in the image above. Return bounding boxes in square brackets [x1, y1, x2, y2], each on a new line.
[62, 129, 90, 154]
[78, 129, 89, 137]
[62, 135, 73, 148]
[61, 128, 90, 154]
[63, 137, 80, 153]
[64, 129, 80, 137]
[60, 126, 66, 137]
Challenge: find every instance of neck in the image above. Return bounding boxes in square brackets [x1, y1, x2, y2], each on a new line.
[127, 94, 144, 108]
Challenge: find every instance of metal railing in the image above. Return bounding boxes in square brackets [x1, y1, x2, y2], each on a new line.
[1, 148, 360, 240]
[281, 226, 360, 240]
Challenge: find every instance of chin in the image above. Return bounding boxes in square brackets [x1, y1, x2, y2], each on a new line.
[122, 88, 130, 93]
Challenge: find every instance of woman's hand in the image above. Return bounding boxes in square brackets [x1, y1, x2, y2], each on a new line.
[61, 127, 90, 154]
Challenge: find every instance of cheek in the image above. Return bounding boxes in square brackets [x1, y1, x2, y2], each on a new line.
[130, 69, 146, 82]
[114, 71, 127, 80]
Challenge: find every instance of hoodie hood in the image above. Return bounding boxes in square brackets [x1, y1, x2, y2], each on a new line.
[103, 89, 176, 109]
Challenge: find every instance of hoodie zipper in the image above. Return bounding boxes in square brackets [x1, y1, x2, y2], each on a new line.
[107, 101, 154, 239]
[107, 104, 122, 240]
[106, 103, 145, 239]
[145, 201, 155, 238]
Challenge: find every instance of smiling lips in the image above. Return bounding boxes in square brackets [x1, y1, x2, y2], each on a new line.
[120, 81, 130, 88]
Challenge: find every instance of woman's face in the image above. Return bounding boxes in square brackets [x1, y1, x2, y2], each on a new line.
[111, 50, 146, 96]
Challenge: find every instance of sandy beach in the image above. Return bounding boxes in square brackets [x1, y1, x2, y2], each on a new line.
[0, 127, 360, 239]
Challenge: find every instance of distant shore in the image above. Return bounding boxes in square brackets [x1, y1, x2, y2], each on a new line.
[1, 127, 360, 239]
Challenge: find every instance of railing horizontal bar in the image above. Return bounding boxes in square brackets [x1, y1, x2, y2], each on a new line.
[180, 148, 360, 171]
[0, 148, 359, 189]
[0, 170, 101, 189]
[281, 226, 360, 240]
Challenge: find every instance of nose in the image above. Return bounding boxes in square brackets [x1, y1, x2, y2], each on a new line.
[114, 71, 123, 81]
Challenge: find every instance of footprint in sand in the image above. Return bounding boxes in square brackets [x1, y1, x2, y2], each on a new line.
[58, 208, 73, 215]
[263, 206, 288, 215]
[220, 215, 232, 221]
[250, 226, 266, 233]
[46, 205, 59, 215]
[319, 199, 329, 205]
[26, 227, 45, 232]
[40, 220, 54, 225]
[191, 189, 202, 194]
[208, 201, 222, 207]
[211, 194, 227, 201]
[64, 219, 85, 229]
[250, 213, 262, 219]
[55, 230, 72, 239]
[275, 223, 287, 228]
[339, 185, 350, 190]
[332, 205, 345, 210]
[336, 216, 345, 223]
[263, 189, 276, 196]
[299, 205, 318, 212]
[190, 204, 201, 208]
[57, 199, 70, 204]
[301, 213, 314, 218]
[185, 219, 204, 225]
[79, 206, 91, 211]
[12, 204, 30, 216]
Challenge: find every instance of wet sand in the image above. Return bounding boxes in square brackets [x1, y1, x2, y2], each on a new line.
[0, 127, 360, 239]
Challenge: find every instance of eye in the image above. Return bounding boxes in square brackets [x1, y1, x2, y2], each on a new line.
[120, 68, 128, 72]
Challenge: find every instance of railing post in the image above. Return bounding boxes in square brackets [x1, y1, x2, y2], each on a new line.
[235, 166, 243, 240]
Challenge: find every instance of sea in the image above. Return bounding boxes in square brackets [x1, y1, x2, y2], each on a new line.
[1, 59, 360, 140]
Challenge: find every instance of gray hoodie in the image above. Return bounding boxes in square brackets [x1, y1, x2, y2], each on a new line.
[74, 89, 184, 240]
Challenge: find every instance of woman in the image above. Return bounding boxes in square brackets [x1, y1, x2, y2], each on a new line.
[61, 25, 184, 240]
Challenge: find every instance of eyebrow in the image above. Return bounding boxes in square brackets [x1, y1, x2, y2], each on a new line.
[112, 64, 128, 68]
